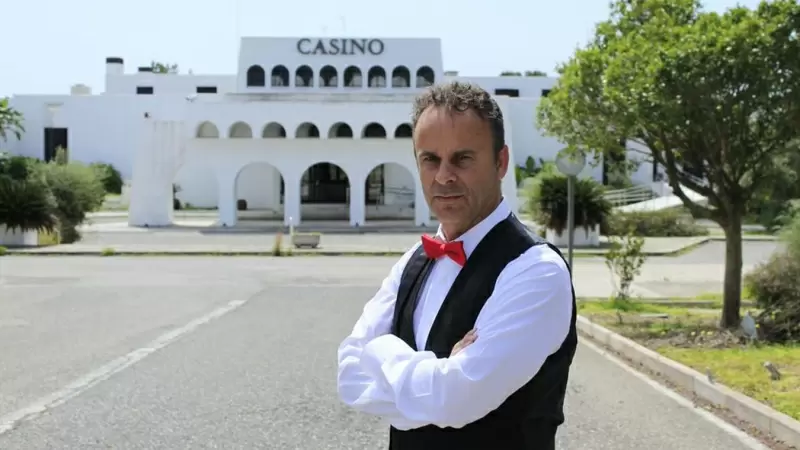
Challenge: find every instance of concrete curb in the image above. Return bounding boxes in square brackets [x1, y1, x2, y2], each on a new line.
[577, 315, 800, 447]
[0, 249, 689, 257]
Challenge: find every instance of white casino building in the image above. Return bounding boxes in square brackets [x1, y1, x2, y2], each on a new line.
[7, 37, 658, 228]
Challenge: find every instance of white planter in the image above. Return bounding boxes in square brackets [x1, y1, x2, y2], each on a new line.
[292, 233, 321, 249]
[0, 226, 38, 247]
[546, 225, 600, 247]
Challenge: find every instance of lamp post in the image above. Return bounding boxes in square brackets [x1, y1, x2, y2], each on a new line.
[555, 150, 587, 274]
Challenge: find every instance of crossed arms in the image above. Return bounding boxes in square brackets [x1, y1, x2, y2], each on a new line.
[336, 244, 573, 430]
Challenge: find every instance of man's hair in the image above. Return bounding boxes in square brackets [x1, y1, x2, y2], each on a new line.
[410, 81, 505, 155]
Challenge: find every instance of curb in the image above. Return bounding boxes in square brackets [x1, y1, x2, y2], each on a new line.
[1, 249, 691, 257]
[577, 315, 800, 447]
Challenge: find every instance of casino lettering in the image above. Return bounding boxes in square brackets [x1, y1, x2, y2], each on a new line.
[296, 38, 385, 56]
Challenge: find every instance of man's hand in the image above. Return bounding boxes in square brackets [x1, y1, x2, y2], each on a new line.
[451, 328, 478, 356]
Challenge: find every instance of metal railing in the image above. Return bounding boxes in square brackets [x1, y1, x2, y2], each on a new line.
[603, 184, 657, 207]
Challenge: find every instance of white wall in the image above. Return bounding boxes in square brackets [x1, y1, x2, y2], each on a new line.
[5, 36, 658, 216]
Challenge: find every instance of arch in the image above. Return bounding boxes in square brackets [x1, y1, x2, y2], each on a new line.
[228, 121, 253, 138]
[270, 65, 289, 86]
[300, 162, 351, 220]
[328, 122, 353, 138]
[246, 65, 266, 87]
[362, 122, 387, 138]
[234, 162, 285, 220]
[295, 65, 313, 87]
[295, 122, 320, 138]
[416, 66, 435, 88]
[195, 121, 219, 138]
[364, 162, 416, 222]
[262, 122, 287, 138]
[394, 123, 413, 138]
[344, 66, 362, 87]
[367, 66, 386, 88]
[319, 65, 338, 87]
[391, 66, 411, 88]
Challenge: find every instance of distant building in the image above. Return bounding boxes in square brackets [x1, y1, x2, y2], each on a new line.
[7, 37, 658, 227]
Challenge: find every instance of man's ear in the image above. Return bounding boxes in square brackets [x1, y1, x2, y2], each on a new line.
[496, 145, 509, 179]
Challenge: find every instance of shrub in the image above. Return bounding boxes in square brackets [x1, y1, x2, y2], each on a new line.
[33, 161, 105, 243]
[744, 215, 800, 343]
[0, 153, 40, 181]
[605, 231, 647, 302]
[744, 252, 800, 343]
[603, 208, 709, 237]
[0, 175, 59, 235]
[90, 162, 123, 194]
[525, 171, 610, 235]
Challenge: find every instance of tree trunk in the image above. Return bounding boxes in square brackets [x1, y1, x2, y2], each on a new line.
[720, 214, 743, 329]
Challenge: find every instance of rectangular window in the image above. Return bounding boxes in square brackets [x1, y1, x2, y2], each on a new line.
[541, 89, 552, 97]
[196, 86, 217, 94]
[494, 88, 519, 97]
[136, 86, 154, 95]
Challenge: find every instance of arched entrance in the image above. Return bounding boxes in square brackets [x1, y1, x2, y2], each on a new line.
[235, 162, 285, 221]
[365, 162, 416, 222]
[301, 162, 350, 220]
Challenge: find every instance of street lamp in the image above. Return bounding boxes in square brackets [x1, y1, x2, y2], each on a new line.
[555, 150, 587, 274]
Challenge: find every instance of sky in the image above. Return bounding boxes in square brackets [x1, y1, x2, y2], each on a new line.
[1, 0, 762, 97]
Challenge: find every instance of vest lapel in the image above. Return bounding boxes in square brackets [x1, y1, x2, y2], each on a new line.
[392, 245, 434, 351]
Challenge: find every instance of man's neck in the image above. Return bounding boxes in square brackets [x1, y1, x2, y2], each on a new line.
[441, 195, 503, 241]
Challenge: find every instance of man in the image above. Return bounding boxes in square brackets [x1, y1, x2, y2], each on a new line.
[337, 81, 577, 450]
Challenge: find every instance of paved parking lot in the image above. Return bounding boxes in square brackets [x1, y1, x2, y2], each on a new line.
[0, 256, 772, 449]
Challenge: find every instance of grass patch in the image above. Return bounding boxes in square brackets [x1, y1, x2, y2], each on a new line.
[579, 299, 799, 421]
[661, 345, 800, 421]
[37, 230, 60, 246]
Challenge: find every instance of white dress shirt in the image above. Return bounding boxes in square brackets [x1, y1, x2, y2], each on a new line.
[336, 198, 573, 430]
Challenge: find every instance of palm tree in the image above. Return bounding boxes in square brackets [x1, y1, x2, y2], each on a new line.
[0, 176, 59, 234]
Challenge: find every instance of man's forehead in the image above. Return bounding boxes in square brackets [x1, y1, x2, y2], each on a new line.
[417, 105, 480, 125]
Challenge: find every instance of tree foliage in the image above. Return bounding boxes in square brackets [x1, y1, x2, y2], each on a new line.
[0, 98, 24, 142]
[150, 61, 179, 74]
[499, 70, 548, 76]
[537, 0, 800, 328]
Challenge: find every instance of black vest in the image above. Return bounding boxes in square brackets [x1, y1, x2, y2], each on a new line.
[389, 214, 578, 450]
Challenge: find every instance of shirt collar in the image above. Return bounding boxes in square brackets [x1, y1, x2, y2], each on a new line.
[435, 197, 511, 258]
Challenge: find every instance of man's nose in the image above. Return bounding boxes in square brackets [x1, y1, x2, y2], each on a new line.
[434, 162, 457, 185]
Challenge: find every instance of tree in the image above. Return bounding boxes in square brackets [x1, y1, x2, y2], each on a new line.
[150, 61, 179, 74]
[537, 0, 800, 328]
[499, 70, 548, 77]
[0, 98, 24, 142]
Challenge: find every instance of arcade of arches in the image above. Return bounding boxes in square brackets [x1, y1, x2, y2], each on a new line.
[223, 161, 428, 226]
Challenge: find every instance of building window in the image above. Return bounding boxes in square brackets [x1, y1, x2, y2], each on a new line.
[136, 86, 154, 95]
[196, 86, 217, 94]
[541, 89, 552, 97]
[494, 88, 519, 97]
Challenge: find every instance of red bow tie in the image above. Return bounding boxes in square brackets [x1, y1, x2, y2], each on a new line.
[421, 235, 467, 266]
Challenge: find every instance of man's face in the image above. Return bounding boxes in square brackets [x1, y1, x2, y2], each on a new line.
[413, 106, 509, 238]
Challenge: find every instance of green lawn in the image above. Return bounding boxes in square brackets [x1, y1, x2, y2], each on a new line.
[578, 299, 800, 421]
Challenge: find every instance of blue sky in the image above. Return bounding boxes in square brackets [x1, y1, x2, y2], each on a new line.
[2, 0, 760, 96]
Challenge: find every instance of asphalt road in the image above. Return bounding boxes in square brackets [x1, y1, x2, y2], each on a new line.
[0, 257, 770, 449]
